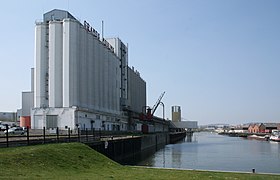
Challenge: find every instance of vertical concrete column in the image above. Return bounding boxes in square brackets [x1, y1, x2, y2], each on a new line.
[34, 23, 48, 108]
[49, 21, 63, 107]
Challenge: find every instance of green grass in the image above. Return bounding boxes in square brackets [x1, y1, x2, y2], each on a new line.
[0, 143, 279, 179]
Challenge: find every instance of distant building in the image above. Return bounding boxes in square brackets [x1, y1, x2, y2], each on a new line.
[263, 123, 280, 133]
[16, 109, 22, 122]
[171, 106, 181, 122]
[0, 112, 17, 122]
[170, 106, 198, 130]
[20, 68, 34, 128]
[248, 123, 280, 133]
[248, 124, 264, 133]
[21, 9, 146, 131]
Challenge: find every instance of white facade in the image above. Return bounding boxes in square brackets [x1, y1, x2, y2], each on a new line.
[22, 92, 34, 116]
[34, 16, 122, 112]
[127, 67, 146, 113]
[34, 23, 48, 108]
[31, 9, 146, 131]
[31, 106, 128, 131]
[106, 38, 128, 107]
[49, 21, 63, 107]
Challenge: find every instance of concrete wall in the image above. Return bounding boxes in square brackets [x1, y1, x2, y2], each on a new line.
[87, 137, 142, 164]
[31, 107, 76, 129]
[31, 107, 128, 131]
[49, 21, 63, 107]
[21, 92, 34, 116]
[141, 133, 168, 151]
[88, 133, 169, 164]
[127, 67, 146, 113]
[106, 38, 128, 108]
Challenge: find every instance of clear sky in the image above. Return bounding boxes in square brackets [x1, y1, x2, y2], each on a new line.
[0, 0, 279, 125]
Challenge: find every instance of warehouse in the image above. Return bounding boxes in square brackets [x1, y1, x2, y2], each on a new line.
[22, 9, 146, 131]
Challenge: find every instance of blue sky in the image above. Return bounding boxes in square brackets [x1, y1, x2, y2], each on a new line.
[0, 0, 279, 125]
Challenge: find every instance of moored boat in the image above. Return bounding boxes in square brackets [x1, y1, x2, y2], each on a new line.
[247, 134, 269, 141]
[270, 135, 280, 142]
[270, 130, 280, 142]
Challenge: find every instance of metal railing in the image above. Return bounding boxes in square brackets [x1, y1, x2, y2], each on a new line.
[0, 126, 140, 148]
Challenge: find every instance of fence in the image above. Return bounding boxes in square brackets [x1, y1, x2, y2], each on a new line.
[0, 126, 138, 148]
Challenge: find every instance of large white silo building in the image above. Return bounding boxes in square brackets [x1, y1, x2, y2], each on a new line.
[29, 9, 146, 131]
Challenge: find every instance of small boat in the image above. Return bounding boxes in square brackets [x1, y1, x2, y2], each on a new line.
[270, 135, 280, 142]
[247, 134, 269, 141]
[270, 131, 280, 142]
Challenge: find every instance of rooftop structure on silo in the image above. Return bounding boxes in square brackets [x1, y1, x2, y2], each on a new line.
[43, 9, 76, 22]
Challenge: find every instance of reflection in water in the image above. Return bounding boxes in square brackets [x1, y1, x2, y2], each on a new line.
[162, 147, 165, 168]
[137, 132, 280, 174]
[171, 143, 182, 168]
[171, 134, 193, 168]
[186, 133, 193, 142]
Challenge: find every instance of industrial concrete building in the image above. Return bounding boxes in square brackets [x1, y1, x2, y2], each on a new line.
[20, 68, 34, 127]
[0, 112, 17, 122]
[23, 9, 146, 131]
[127, 66, 146, 113]
[171, 106, 181, 122]
[171, 106, 198, 130]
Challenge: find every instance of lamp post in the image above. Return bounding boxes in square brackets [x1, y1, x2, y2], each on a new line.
[160, 102, 165, 120]
[160, 102, 165, 132]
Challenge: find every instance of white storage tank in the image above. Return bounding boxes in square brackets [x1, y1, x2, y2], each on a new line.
[34, 23, 48, 108]
[62, 18, 80, 107]
[49, 21, 63, 107]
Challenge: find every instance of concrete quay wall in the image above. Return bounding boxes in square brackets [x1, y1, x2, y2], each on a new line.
[87, 133, 170, 164]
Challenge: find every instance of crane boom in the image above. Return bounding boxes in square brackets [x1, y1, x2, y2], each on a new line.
[151, 91, 165, 115]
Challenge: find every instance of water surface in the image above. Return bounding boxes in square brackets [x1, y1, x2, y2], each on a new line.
[137, 132, 280, 174]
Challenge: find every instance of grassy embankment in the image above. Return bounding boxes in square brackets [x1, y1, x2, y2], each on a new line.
[0, 143, 279, 179]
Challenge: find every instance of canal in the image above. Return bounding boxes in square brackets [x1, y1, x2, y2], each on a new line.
[137, 132, 280, 174]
